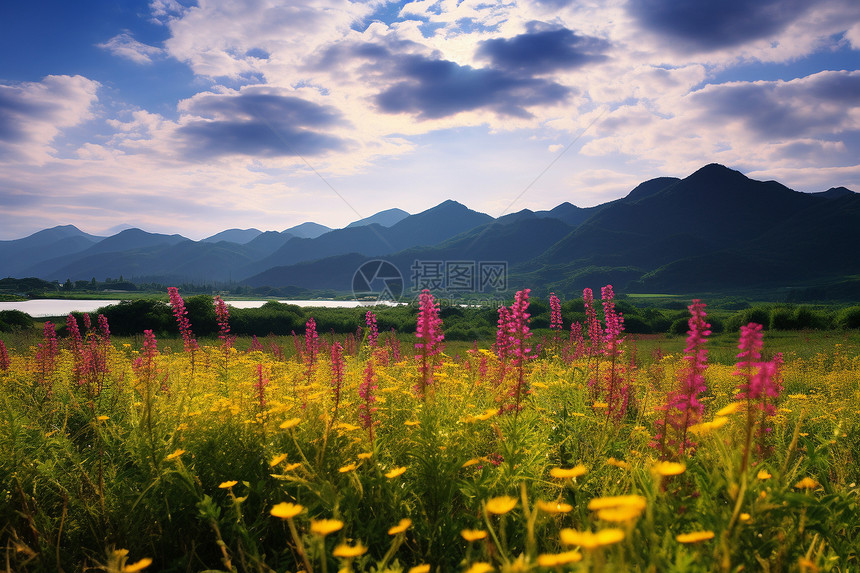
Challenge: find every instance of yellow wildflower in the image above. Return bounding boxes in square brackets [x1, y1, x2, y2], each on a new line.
[269, 453, 288, 467]
[408, 566, 431, 573]
[388, 518, 412, 535]
[739, 513, 752, 522]
[596, 506, 643, 522]
[536, 500, 573, 514]
[461, 529, 489, 542]
[279, 417, 301, 430]
[550, 464, 588, 479]
[537, 551, 583, 567]
[606, 457, 631, 469]
[357, 452, 373, 460]
[757, 469, 772, 480]
[123, 558, 153, 572]
[283, 462, 301, 472]
[218, 480, 238, 489]
[165, 448, 185, 461]
[404, 420, 420, 426]
[587, 495, 646, 511]
[332, 542, 367, 558]
[475, 408, 497, 421]
[485, 495, 517, 515]
[385, 467, 407, 479]
[794, 477, 820, 490]
[464, 563, 493, 573]
[96, 415, 110, 422]
[652, 461, 686, 476]
[462, 458, 481, 468]
[689, 416, 729, 435]
[270, 502, 303, 519]
[338, 463, 358, 473]
[676, 530, 715, 543]
[715, 402, 743, 416]
[560, 528, 625, 549]
[310, 518, 344, 536]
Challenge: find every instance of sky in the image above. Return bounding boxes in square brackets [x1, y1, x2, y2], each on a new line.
[1, 0, 859, 240]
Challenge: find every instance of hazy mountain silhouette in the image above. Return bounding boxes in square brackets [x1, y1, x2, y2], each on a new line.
[6, 164, 857, 297]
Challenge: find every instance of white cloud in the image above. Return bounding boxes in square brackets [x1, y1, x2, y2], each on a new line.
[0, 75, 100, 164]
[97, 32, 164, 64]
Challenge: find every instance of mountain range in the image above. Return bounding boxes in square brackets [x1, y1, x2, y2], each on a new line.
[2, 164, 857, 298]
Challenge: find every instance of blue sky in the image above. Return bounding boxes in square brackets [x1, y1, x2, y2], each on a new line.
[1, 0, 858, 240]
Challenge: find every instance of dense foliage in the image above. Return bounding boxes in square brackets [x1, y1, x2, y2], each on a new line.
[1, 289, 859, 572]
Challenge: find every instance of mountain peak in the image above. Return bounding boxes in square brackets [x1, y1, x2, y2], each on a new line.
[346, 208, 410, 228]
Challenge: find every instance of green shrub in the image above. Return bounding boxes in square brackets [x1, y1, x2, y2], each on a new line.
[0, 310, 33, 331]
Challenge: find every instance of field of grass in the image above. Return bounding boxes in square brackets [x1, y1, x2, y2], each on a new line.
[1, 290, 858, 572]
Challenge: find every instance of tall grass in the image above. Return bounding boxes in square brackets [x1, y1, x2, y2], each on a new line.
[0, 288, 858, 572]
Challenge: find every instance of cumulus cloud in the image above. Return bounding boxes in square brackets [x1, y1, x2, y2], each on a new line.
[374, 52, 571, 119]
[476, 21, 610, 74]
[627, 0, 810, 52]
[174, 87, 351, 159]
[689, 70, 860, 140]
[97, 32, 164, 64]
[0, 75, 100, 162]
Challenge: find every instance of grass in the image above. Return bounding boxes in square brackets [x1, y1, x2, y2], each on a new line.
[0, 316, 858, 572]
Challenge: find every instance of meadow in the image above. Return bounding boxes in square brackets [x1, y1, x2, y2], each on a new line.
[0, 288, 858, 572]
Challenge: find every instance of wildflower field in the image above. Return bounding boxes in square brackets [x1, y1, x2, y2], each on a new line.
[1, 288, 859, 572]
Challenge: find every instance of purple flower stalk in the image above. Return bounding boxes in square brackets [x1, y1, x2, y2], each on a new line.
[213, 296, 234, 357]
[358, 359, 378, 445]
[415, 289, 444, 397]
[365, 310, 379, 347]
[505, 288, 534, 415]
[734, 323, 782, 468]
[167, 287, 198, 353]
[0, 339, 10, 371]
[550, 292, 563, 332]
[653, 300, 710, 459]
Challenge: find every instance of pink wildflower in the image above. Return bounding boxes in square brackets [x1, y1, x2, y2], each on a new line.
[550, 292, 563, 331]
[415, 289, 444, 397]
[653, 300, 710, 459]
[358, 359, 378, 444]
[583, 288, 602, 356]
[365, 310, 379, 347]
[255, 363, 269, 409]
[213, 296, 234, 356]
[167, 287, 197, 352]
[0, 339, 10, 371]
[504, 288, 534, 415]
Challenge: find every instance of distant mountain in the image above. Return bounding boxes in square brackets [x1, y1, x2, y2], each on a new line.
[6, 165, 858, 298]
[813, 186, 856, 199]
[284, 222, 331, 239]
[22, 229, 190, 281]
[0, 225, 104, 277]
[202, 228, 262, 244]
[240, 200, 492, 279]
[346, 208, 409, 228]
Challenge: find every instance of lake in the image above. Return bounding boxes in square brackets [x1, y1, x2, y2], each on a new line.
[0, 299, 398, 318]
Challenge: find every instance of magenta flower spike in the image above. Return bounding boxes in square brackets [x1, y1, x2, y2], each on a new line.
[415, 289, 444, 397]
[550, 292, 563, 332]
[0, 339, 10, 371]
[167, 287, 198, 353]
[359, 358, 379, 444]
[653, 299, 711, 459]
[365, 310, 379, 348]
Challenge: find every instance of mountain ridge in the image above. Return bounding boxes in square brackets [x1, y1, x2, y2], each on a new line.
[3, 164, 857, 298]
